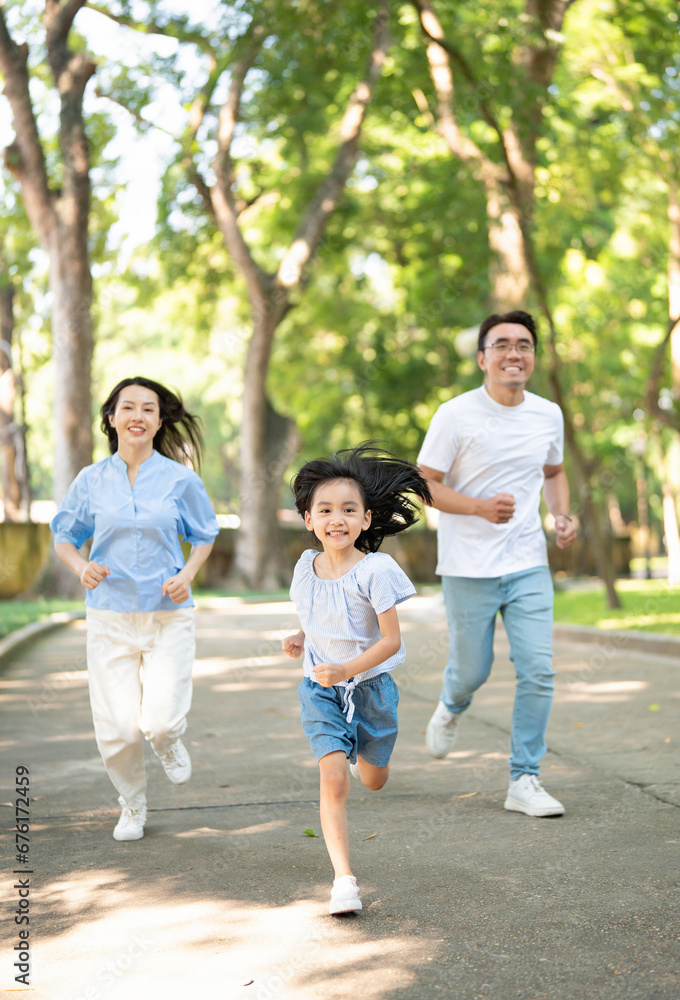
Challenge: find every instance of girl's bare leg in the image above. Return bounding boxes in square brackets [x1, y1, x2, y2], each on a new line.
[318, 751, 352, 878]
[355, 756, 390, 790]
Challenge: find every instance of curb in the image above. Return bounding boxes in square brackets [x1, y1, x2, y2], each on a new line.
[552, 621, 680, 659]
[0, 611, 86, 662]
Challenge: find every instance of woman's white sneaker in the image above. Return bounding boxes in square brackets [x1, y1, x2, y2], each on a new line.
[504, 774, 565, 817]
[329, 875, 362, 915]
[113, 801, 146, 841]
[154, 739, 192, 784]
[426, 700, 461, 758]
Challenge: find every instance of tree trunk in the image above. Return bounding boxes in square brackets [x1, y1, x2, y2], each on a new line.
[661, 436, 680, 586]
[0, 3, 96, 594]
[668, 177, 680, 399]
[236, 306, 301, 589]
[0, 282, 21, 520]
[49, 236, 94, 503]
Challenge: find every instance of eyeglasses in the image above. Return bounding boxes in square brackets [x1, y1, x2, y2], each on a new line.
[483, 340, 535, 355]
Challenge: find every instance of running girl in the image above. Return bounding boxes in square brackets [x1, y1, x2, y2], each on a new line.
[282, 444, 431, 914]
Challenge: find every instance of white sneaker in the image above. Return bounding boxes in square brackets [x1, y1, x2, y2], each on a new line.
[154, 739, 192, 784]
[113, 801, 146, 841]
[426, 701, 461, 758]
[504, 774, 565, 817]
[349, 760, 360, 780]
[329, 875, 362, 915]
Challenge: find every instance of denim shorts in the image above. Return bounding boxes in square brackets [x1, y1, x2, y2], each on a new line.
[298, 672, 400, 767]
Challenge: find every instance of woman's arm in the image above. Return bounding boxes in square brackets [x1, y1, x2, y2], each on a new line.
[161, 542, 214, 603]
[54, 541, 110, 590]
[313, 605, 402, 687]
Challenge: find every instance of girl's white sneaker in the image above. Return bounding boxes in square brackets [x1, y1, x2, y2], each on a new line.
[329, 875, 362, 914]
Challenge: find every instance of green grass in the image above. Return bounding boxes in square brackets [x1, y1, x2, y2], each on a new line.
[553, 579, 680, 635]
[0, 599, 84, 641]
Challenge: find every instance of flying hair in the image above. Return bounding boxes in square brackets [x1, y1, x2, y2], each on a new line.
[291, 443, 433, 554]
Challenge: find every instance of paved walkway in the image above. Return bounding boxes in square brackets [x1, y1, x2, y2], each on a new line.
[1, 594, 678, 1000]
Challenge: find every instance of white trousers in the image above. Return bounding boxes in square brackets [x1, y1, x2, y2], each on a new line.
[86, 609, 195, 808]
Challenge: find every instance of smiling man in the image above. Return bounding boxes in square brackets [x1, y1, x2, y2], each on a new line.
[417, 310, 577, 817]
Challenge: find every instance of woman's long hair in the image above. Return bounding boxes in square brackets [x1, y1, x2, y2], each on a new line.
[100, 377, 205, 471]
[291, 442, 433, 553]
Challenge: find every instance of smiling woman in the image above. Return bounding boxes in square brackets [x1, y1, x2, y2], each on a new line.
[49, 376, 220, 843]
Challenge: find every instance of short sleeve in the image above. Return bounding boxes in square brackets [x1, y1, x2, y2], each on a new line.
[362, 554, 416, 615]
[545, 407, 564, 466]
[50, 470, 94, 548]
[176, 473, 220, 545]
[417, 403, 457, 474]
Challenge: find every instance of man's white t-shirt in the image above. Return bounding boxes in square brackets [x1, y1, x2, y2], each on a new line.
[417, 386, 564, 578]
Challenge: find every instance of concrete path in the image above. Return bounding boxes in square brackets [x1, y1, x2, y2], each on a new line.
[1, 594, 678, 1000]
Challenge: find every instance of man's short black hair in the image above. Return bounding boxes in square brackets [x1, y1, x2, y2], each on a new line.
[477, 310, 538, 352]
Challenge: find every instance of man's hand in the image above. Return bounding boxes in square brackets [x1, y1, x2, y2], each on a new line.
[161, 571, 191, 604]
[554, 514, 577, 549]
[80, 562, 111, 590]
[313, 662, 347, 687]
[477, 493, 516, 524]
[283, 631, 305, 658]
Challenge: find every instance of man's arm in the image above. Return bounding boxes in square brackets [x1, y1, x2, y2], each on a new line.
[418, 464, 516, 524]
[543, 463, 576, 549]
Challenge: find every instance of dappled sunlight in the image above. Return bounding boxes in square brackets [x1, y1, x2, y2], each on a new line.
[567, 680, 647, 695]
[40, 731, 96, 743]
[560, 679, 650, 703]
[211, 680, 295, 693]
[36, 872, 431, 1000]
[175, 825, 236, 838]
[197, 600, 297, 615]
[193, 656, 293, 678]
[223, 819, 290, 837]
[597, 613, 680, 630]
[197, 627, 293, 640]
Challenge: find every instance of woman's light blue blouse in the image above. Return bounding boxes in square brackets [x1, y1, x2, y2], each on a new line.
[290, 549, 416, 683]
[50, 450, 219, 612]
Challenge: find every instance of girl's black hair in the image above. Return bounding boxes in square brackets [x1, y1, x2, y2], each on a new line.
[291, 442, 433, 554]
[100, 377, 205, 471]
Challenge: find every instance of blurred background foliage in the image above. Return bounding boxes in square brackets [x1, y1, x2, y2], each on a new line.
[0, 0, 678, 567]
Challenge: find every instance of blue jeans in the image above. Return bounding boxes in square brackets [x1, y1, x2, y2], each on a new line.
[440, 567, 555, 780]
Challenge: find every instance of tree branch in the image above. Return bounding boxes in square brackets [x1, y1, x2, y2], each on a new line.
[273, 2, 392, 299]
[0, 10, 56, 245]
[411, 0, 507, 147]
[45, 0, 89, 51]
[411, 0, 504, 189]
[209, 22, 271, 309]
[84, 2, 217, 55]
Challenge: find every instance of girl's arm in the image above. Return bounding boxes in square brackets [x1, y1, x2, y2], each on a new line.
[54, 541, 110, 590]
[313, 606, 401, 687]
[283, 628, 305, 657]
[162, 542, 214, 604]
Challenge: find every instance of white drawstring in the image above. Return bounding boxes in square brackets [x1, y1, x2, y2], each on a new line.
[339, 678, 357, 723]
